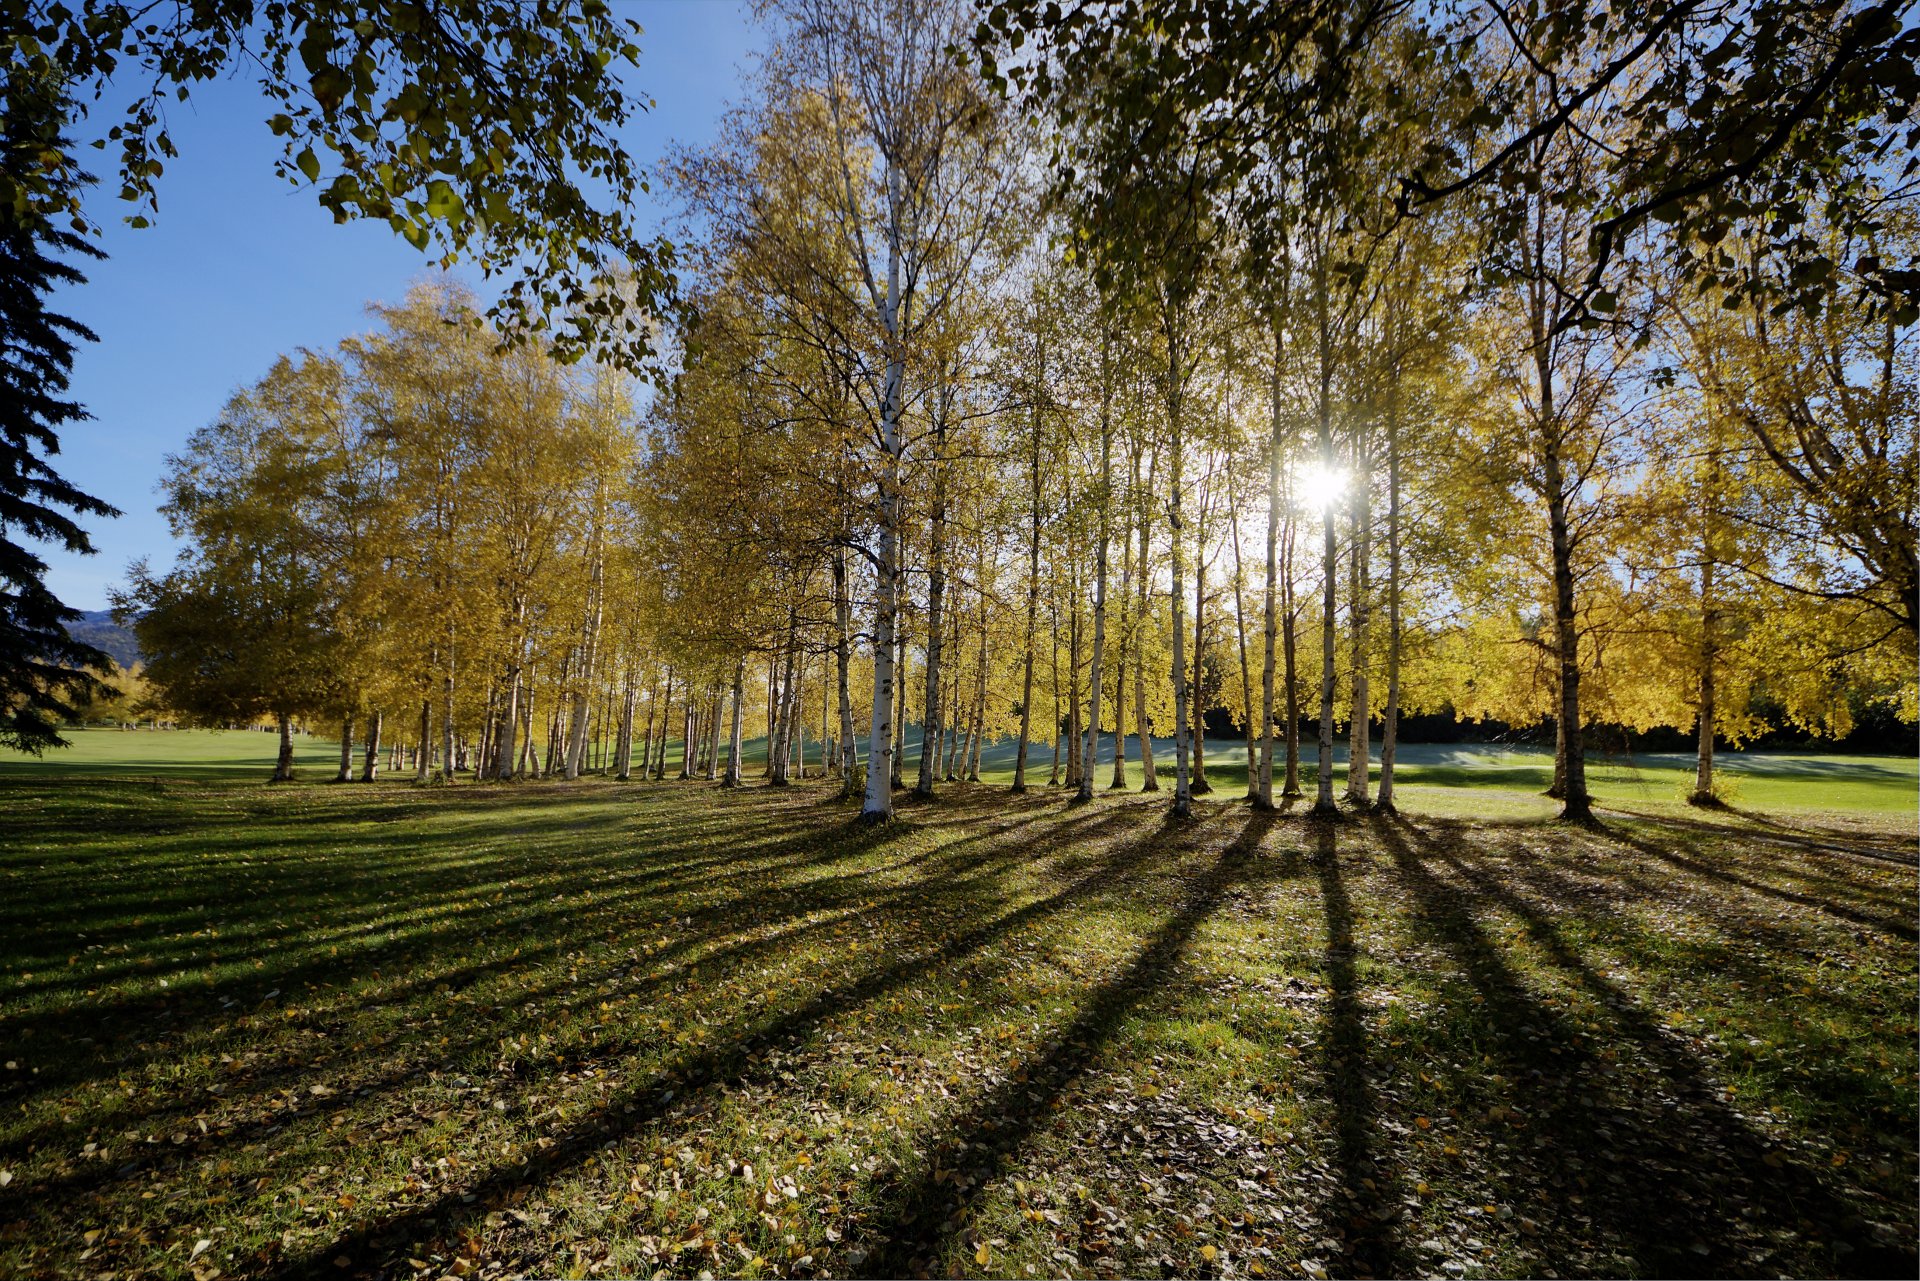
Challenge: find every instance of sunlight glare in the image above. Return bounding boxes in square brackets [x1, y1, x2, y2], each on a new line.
[1293, 461, 1347, 517]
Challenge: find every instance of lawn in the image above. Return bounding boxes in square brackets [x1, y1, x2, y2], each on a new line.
[0, 728, 342, 780]
[1, 763, 1914, 1280]
[12, 728, 1913, 822]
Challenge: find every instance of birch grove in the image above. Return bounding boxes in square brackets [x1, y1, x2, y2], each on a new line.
[121, 0, 1915, 813]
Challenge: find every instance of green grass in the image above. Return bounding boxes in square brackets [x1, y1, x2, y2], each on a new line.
[1, 768, 1914, 1280]
[0, 727, 342, 780]
[13, 729, 1912, 820]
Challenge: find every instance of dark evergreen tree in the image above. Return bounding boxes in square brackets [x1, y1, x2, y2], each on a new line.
[0, 60, 118, 752]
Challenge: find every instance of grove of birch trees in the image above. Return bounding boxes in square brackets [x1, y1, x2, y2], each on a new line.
[122, 0, 1916, 822]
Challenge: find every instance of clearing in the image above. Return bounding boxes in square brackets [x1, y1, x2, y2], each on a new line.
[0, 763, 1914, 1279]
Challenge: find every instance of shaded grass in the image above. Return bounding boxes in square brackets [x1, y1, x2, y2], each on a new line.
[1, 772, 1914, 1281]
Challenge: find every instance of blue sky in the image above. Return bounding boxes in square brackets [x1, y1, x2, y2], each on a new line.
[44, 0, 764, 612]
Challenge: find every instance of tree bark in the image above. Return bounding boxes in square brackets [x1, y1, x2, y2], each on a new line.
[1135, 473, 1159, 792]
[890, 616, 908, 790]
[1692, 557, 1718, 805]
[834, 543, 859, 796]
[917, 379, 951, 798]
[1014, 354, 1043, 793]
[1227, 459, 1258, 800]
[416, 699, 432, 784]
[1080, 337, 1114, 805]
[362, 708, 383, 783]
[861, 159, 906, 824]
[1378, 393, 1403, 813]
[1314, 248, 1339, 816]
[1347, 420, 1372, 808]
[1167, 304, 1194, 819]
[272, 710, 295, 782]
[723, 660, 746, 787]
[336, 714, 354, 783]
[1258, 311, 1284, 810]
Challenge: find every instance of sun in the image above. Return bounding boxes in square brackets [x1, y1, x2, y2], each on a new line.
[1293, 460, 1347, 517]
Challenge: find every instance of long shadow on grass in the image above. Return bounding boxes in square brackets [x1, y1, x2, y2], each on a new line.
[8, 800, 1081, 1195]
[1309, 816, 1411, 1280]
[263, 802, 1171, 1280]
[1377, 815, 1916, 1278]
[1595, 822, 1917, 942]
[850, 808, 1265, 1277]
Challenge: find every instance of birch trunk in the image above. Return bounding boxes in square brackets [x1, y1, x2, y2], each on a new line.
[1693, 545, 1719, 804]
[1110, 494, 1132, 791]
[362, 708, 383, 783]
[917, 380, 950, 797]
[1347, 428, 1372, 808]
[1079, 337, 1113, 804]
[617, 675, 636, 781]
[1135, 477, 1159, 791]
[415, 700, 431, 783]
[724, 660, 746, 787]
[1258, 314, 1284, 810]
[1314, 252, 1339, 816]
[890, 618, 908, 790]
[834, 544, 858, 795]
[1378, 396, 1403, 813]
[1167, 312, 1194, 818]
[336, 714, 354, 783]
[565, 567, 603, 780]
[272, 711, 295, 782]
[1227, 463, 1258, 800]
[860, 157, 907, 824]
[1013, 373, 1042, 793]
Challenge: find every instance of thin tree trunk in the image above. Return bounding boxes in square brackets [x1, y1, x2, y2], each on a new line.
[1227, 460, 1258, 800]
[724, 660, 746, 787]
[1081, 337, 1114, 804]
[1067, 561, 1083, 789]
[416, 700, 432, 783]
[1283, 519, 1302, 797]
[917, 378, 951, 797]
[1378, 395, 1403, 813]
[617, 674, 636, 781]
[1347, 418, 1372, 807]
[1135, 472, 1159, 792]
[653, 667, 674, 780]
[362, 708, 383, 783]
[441, 627, 456, 782]
[1048, 587, 1063, 787]
[336, 714, 354, 783]
[1110, 497, 1132, 791]
[1258, 312, 1284, 810]
[272, 710, 295, 781]
[1167, 308, 1194, 818]
[1014, 380, 1042, 793]
[1693, 559, 1718, 804]
[1190, 475, 1211, 798]
[834, 543, 858, 796]
[891, 617, 908, 790]
[1314, 246, 1339, 816]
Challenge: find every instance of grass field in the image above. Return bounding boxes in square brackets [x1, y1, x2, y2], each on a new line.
[1, 745, 1914, 1280]
[10, 728, 1914, 821]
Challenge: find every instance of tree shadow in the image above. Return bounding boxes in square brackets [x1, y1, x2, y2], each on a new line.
[260, 803, 1175, 1279]
[849, 808, 1269, 1277]
[1375, 813, 1917, 1278]
[1594, 821, 1917, 941]
[1309, 816, 1410, 1280]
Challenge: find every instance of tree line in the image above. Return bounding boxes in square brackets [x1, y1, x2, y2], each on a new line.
[89, 0, 1919, 821]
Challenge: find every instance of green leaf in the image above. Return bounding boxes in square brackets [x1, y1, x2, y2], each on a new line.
[296, 148, 320, 184]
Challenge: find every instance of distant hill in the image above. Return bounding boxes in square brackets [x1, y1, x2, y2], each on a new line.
[67, 609, 142, 669]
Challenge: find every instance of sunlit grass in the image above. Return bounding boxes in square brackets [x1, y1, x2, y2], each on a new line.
[1, 772, 1913, 1279]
